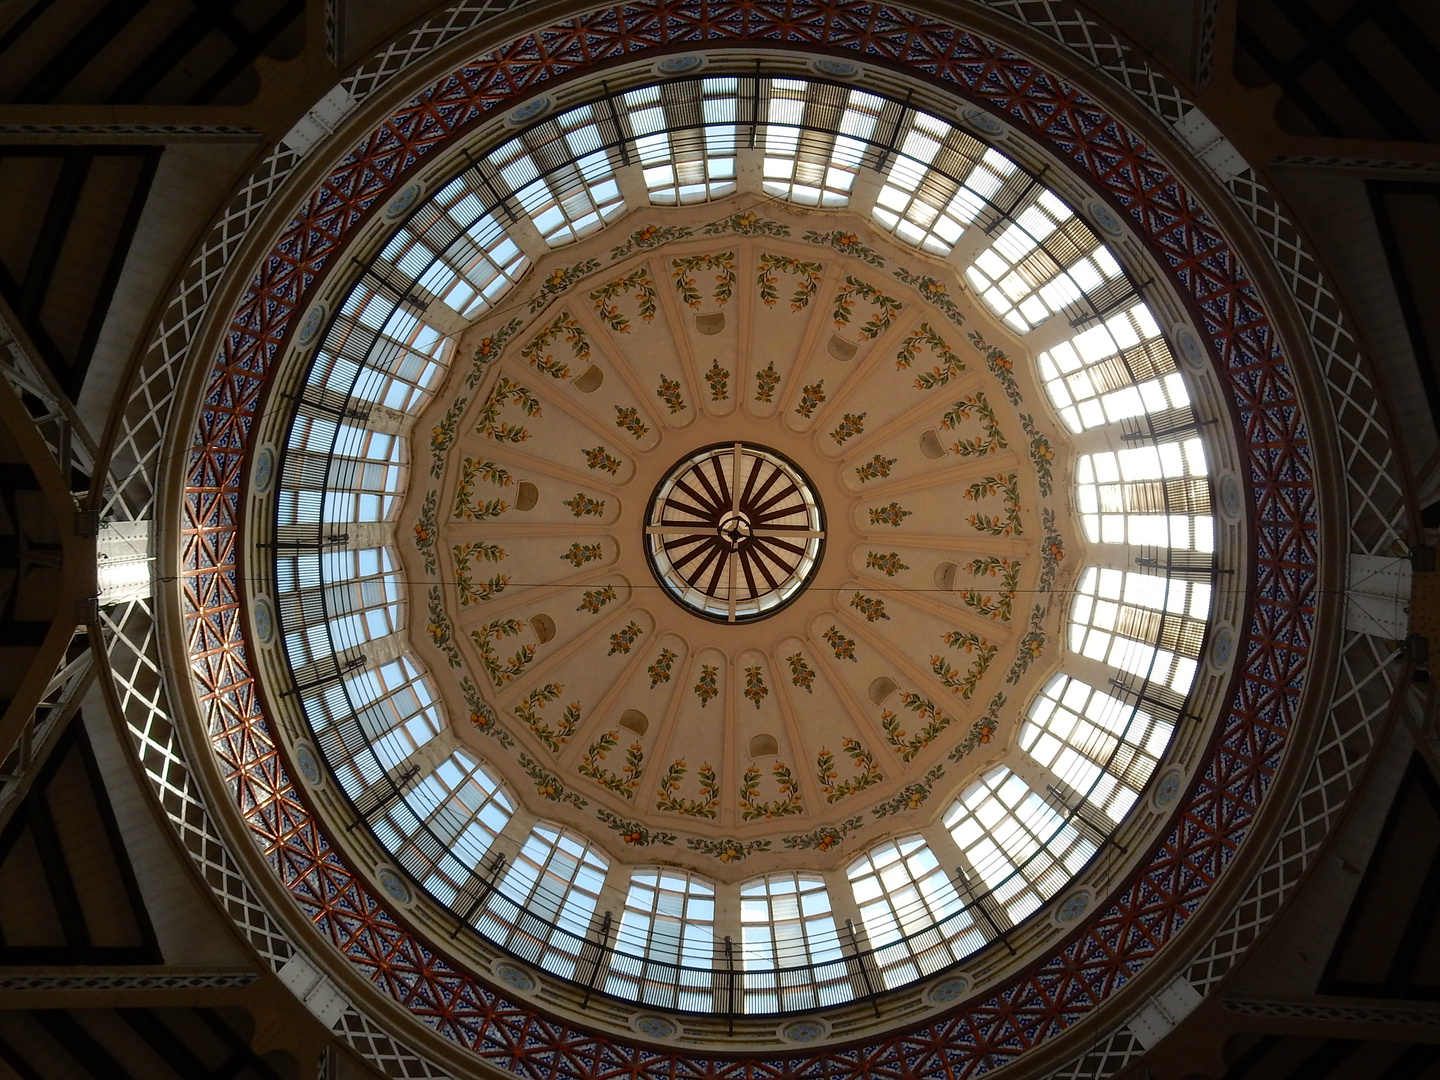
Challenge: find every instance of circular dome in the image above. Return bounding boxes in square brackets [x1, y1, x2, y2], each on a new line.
[644, 442, 825, 622]
[149, 3, 1370, 1076]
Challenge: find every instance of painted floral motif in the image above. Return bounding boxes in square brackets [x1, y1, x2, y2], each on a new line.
[459, 675, 513, 747]
[803, 229, 885, 266]
[833, 275, 902, 339]
[656, 374, 686, 414]
[705, 359, 729, 401]
[703, 211, 789, 236]
[881, 692, 956, 761]
[823, 625, 857, 661]
[850, 591, 889, 622]
[871, 764, 946, 818]
[520, 311, 590, 379]
[686, 836, 771, 863]
[1039, 507, 1066, 592]
[589, 266, 658, 332]
[654, 760, 720, 818]
[949, 691, 1006, 763]
[476, 377, 541, 443]
[671, 251, 736, 307]
[942, 391, 1007, 455]
[577, 585, 617, 614]
[753, 361, 780, 403]
[782, 816, 865, 852]
[794, 380, 825, 419]
[453, 458, 513, 523]
[868, 502, 911, 528]
[465, 317, 524, 388]
[429, 396, 467, 476]
[608, 620, 643, 656]
[965, 474, 1023, 536]
[893, 266, 965, 328]
[693, 664, 719, 707]
[866, 551, 909, 577]
[578, 731, 645, 798]
[817, 739, 883, 803]
[513, 683, 581, 753]
[855, 454, 896, 483]
[413, 489, 438, 575]
[610, 222, 692, 259]
[1006, 606, 1048, 685]
[527, 258, 602, 313]
[896, 322, 966, 389]
[756, 253, 823, 309]
[614, 405, 649, 439]
[595, 809, 676, 847]
[1019, 411, 1055, 496]
[582, 445, 621, 475]
[740, 760, 802, 820]
[647, 647, 678, 687]
[968, 330, 1022, 406]
[829, 412, 865, 445]
[561, 542, 604, 567]
[742, 665, 769, 708]
[786, 652, 816, 693]
[426, 585, 461, 668]
[564, 492, 605, 518]
[932, 631, 998, 700]
[961, 557, 1021, 621]
[471, 618, 536, 689]
[518, 752, 587, 807]
[453, 542, 508, 606]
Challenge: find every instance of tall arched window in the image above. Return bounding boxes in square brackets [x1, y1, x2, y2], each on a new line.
[607, 869, 716, 1009]
[944, 766, 1097, 926]
[373, 748, 514, 906]
[847, 836, 980, 988]
[477, 822, 609, 979]
[1068, 566, 1209, 694]
[1075, 438, 1212, 552]
[739, 872, 849, 1012]
[1021, 673, 1173, 824]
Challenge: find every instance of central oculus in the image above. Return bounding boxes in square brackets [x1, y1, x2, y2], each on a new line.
[644, 443, 825, 623]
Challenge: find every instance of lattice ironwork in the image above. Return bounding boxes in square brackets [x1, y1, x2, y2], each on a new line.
[84, 2, 1413, 1079]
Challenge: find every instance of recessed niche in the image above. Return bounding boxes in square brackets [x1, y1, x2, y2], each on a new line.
[933, 562, 958, 591]
[868, 676, 898, 706]
[619, 709, 649, 736]
[827, 335, 858, 362]
[920, 428, 946, 459]
[515, 482, 539, 511]
[748, 734, 779, 758]
[695, 312, 725, 335]
[573, 364, 604, 393]
[530, 614, 556, 644]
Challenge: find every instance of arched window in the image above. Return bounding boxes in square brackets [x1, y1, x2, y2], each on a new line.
[490, 105, 626, 246]
[944, 766, 1097, 926]
[847, 836, 980, 988]
[761, 79, 882, 208]
[1037, 301, 1192, 433]
[607, 869, 716, 1009]
[278, 546, 402, 670]
[376, 177, 528, 319]
[1021, 673, 1173, 824]
[373, 748, 514, 906]
[477, 822, 609, 978]
[871, 111, 998, 254]
[1068, 566, 1209, 694]
[1075, 438, 1212, 552]
[622, 81, 738, 205]
[963, 189, 1124, 333]
[739, 872, 849, 1011]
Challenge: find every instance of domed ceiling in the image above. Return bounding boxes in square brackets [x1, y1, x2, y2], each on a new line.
[407, 202, 1078, 874]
